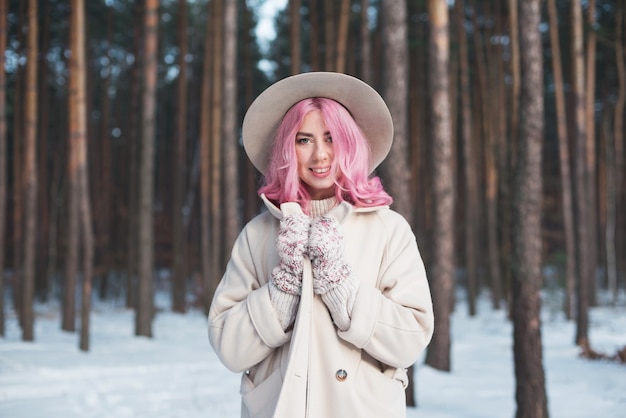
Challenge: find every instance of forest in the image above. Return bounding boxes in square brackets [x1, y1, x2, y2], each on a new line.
[1, 0, 625, 416]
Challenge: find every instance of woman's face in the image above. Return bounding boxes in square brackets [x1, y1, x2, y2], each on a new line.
[295, 110, 337, 200]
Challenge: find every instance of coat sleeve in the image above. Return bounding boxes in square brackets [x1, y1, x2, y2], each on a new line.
[338, 212, 434, 369]
[208, 221, 291, 373]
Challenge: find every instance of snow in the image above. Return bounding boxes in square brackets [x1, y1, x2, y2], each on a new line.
[1, 291, 625, 418]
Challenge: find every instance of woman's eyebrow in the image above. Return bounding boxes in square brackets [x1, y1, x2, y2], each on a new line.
[295, 131, 331, 137]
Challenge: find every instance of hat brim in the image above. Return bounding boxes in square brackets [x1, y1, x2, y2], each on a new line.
[242, 72, 393, 175]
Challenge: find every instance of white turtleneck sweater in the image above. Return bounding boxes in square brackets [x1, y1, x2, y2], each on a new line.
[309, 197, 338, 218]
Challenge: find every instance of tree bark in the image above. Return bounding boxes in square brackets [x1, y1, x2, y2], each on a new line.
[200, 0, 214, 314]
[96, 6, 113, 300]
[22, 0, 38, 342]
[13, 1, 24, 327]
[547, 0, 576, 320]
[604, 100, 617, 305]
[136, 0, 159, 338]
[571, 0, 590, 348]
[126, 0, 143, 310]
[290, 0, 301, 74]
[512, 1, 548, 416]
[616, 9, 626, 301]
[335, 0, 350, 73]
[360, 0, 371, 84]
[380, 0, 411, 219]
[69, 0, 94, 352]
[408, 4, 428, 240]
[585, 0, 598, 307]
[324, 0, 336, 71]
[210, 0, 224, 307]
[0, 0, 7, 337]
[424, 0, 454, 375]
[490, 0, 506, 310]
[172, 0, 189, 314]
[222, 0, 240, 259]
[309, 0, 320, 71]
[502, 0, 521, 309]
[63, 90, 80, 333]
[610, 7, 625, 304]
[37, 0, 51, 302]
[456, 0, 480, 314]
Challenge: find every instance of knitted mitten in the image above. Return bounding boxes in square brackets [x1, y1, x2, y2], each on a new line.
[309, 216, 358, 331]
[269, 214, 311, 330]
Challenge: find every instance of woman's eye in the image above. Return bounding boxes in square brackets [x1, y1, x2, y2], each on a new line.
[296, 137, 311, 144]
[325, 136, 333, 143]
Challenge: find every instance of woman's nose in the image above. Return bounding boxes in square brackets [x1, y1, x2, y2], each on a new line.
[314, 142, 329, 161]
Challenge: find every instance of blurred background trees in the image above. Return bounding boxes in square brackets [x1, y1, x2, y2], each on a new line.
[0, 0, 625, 412]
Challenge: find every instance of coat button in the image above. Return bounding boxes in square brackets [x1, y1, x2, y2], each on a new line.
[335, 369, 348, 381]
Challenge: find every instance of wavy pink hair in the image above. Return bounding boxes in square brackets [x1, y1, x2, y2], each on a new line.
[258, 97, 393, 214]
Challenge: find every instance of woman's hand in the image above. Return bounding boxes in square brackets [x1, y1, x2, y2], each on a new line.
[309, 216, 359, 331]
[269, 213, 311, 329]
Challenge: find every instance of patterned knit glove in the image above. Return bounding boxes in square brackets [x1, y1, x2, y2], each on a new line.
[309, 216, 359, 331]
[269, 214, 311, 330]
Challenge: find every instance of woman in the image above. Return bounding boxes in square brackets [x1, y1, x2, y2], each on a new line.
[208, 72, 434, 418]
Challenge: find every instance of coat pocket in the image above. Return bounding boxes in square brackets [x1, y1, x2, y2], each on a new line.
[240, 369, 282, 418]
[354, 361, 407, 417]
[384, 366, 409, 389]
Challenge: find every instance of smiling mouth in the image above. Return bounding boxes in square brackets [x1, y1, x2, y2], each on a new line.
[310, 167, 330, 174]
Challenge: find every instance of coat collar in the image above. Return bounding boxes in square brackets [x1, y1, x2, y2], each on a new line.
[260, 194, 388, 223]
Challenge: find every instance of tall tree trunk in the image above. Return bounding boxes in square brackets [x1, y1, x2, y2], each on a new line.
[210, 0, 224, 310]
[324, 0, 336, 71]
[547, 0, 575, 320]
[611, 7, 625, 305]
[408, 5, 428, 241]
[604, 101, 617, 306]
[502, 0, 521, 309]
[571, 0, 590, 348]
[507, 0, 520, 166]
[136, 0, 159, 338]
[172, 0, 189, 314]
[360, 0, 371, 83]
[63, 85, 80, 333]
[380, 0, 410, 218]
[512, 1, 548, 416]
[456, 0, 479, 314]
[309, 0, 320, 71]
[37, 0, 51, 302]
[482, 2, 507, 309]
[616, 9, 626, 301]
[223, 0, 239, 258]
[69, 0, 94, 352]
[290, 0, 301, 74]
[97, 6, 113, 300]
[22, 0, 38, 342]
[13, 1, 24, 326]
[0, 0, 7, 337]
[126, 0, 143, 309]
[585, 0, 598, 307]
[335, 0, 350, 73]
[424, 0, 454, 374]
[200, 0, 214, 314]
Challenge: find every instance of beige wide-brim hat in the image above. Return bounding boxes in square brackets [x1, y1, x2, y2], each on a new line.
[242, 72, 393, 175]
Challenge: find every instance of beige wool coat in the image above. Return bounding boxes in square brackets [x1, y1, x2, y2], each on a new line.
[208, 196, 434, 418]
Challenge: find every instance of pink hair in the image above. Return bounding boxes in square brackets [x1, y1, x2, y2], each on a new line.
[258, 97, 393, 214]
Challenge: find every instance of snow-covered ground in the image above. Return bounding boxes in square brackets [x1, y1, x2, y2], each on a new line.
[1, 290, 624, 418]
